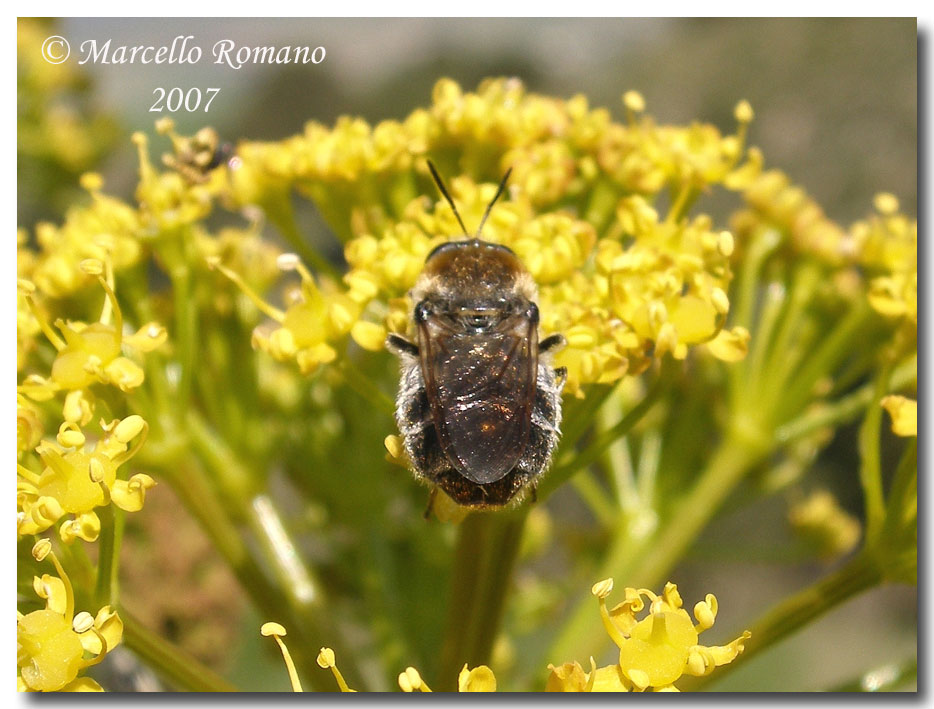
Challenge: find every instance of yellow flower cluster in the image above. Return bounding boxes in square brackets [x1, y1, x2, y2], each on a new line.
[18, 540, 123, 692]
[27, 177, 142, 299]
[732, 168, 917, 328]
[212, 79, 759, 394]
[787, 489, 861, 560]
[546, 578, 750, 691]
[854, 193, 917, 325]
[732, 168, 850, 266]
[18, 260, 166, 419]
[18, 414, 154, 542]
[18, 254, 162, 551]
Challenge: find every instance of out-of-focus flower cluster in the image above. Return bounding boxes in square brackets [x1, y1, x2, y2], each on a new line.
[17, 19, 119, 223]
[731, 172, 917, 331]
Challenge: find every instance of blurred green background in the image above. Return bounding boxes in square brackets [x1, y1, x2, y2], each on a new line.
[18, 17, 917, 691]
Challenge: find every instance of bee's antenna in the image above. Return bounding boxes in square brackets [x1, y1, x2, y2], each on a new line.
[474, 167, 512, 238]
[427, 160, 470, 237]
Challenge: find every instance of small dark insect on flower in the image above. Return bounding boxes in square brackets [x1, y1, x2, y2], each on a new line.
[162, 126, 234, 184]
[387, 162, 566, 510]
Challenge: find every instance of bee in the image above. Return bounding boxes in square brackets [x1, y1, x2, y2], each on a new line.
[386, 162, 566, 510]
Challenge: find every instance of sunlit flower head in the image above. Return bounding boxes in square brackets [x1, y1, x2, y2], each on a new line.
[18, 415, 154, 542]
[18, 539, 122, 691]
[546, 578, 752, 692]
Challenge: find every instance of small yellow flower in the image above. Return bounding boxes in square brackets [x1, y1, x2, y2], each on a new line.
[557, 578, 754, 691]
[316, 646, 356, 691]
[29, 179, 141, 299]
[261, 622, 304, 692]
[20, 265, 166, 420]
[18, 415, 152, 541]
[881, 395, 917, 437]
[546, 661, 591, 691]
[18, 539, 122, 692]
[210, 253, 358, 375]
[788, 489, 861, 559]
[17, 394, 43, 458]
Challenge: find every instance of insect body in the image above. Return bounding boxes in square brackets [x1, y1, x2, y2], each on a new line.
[387, 165, 566, 508]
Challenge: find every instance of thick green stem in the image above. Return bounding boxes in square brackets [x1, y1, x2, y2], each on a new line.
[185, 410, 255, 504]
[435, 509, 527, 690]
[774, 357, 915, 445]
[769, 302, 873, 421]
[859, 367, 890, 540]
[169, 265, 197, 417]
[120, 608, 238, 692]
[93, 504, 121, 608]
[683, 551, 883, 691]
[541, 373, 666, 500]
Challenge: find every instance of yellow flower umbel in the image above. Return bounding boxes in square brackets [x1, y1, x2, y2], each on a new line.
[18, 539, 123, 692]
[17, 415, 155, 542]
[19, 259, 167, 422]
[546, 578, 750, 692]
[28, 174, 141, 299]
[209, 252, 361, 375]
[854, 193, 917, 326]
[216, 79, 760, 393]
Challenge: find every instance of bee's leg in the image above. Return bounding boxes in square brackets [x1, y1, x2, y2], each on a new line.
[540, 333, 566, 354]
[386, 333, 419, 357]
[423, 487, 437, 520]
[554, 366, 568, 389]
[528, 483, 538, 505]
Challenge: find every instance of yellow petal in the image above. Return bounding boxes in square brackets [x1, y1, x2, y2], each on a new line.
[110, 474, 157, 512]
[458, 664, 497, 692]
[61, 677, 104, 692]
[350, 321, 388, 352]
[702, 630, 751, 667]
[103, 357, 145, 391]
[545, 662, 588, 692]
[33, 574, 67, 615]
[588, 663, 631, 692]
[124, 322, 168, 352]
[706, 326, 750, 362]
[618, 609, 698, 688]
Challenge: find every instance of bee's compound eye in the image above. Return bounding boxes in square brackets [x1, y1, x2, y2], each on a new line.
[415, 301, 432, 323]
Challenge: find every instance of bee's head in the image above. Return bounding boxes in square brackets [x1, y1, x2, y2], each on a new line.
[415, 238, 534, 304]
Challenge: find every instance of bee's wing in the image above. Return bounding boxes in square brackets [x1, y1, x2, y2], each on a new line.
[419, 315, 537, 485]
